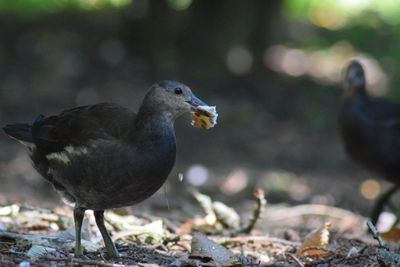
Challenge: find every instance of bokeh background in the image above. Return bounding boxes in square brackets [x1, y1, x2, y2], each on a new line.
[0, 0, 399, 217]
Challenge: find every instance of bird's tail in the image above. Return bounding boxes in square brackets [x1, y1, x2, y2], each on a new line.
[3, 123, 34, 143]
[344, 60, 366, 90]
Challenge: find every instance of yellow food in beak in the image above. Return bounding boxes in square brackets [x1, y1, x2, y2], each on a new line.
[191, 105, 218, 129]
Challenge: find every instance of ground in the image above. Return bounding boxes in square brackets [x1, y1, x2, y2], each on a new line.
[0, 191, 398, 266]
[1, 122, 399, 266]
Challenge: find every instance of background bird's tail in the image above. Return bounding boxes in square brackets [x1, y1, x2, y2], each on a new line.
[3, 123, 34, 143]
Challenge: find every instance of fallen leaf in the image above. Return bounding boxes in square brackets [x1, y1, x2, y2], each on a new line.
[176, 218, 209, 233]
[191, 190, 217, 226]
[191, 190, 241, 230]
[112, 219, 165, 241]
[172, 232, 243, 266]
[212, 201, 240, 230]
[297, 222, 332, 256]
[0, 204, 20, 217]
[381, 226, 400, 241]
[26, 245, 56, 259]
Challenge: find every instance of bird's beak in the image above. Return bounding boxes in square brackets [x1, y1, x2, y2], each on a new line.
[187, 94, 207, 111]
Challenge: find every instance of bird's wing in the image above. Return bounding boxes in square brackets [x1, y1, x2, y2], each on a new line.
[368, 97, 400, 121]
[32, 103, 136, 151]
[361, 98, 400, 144]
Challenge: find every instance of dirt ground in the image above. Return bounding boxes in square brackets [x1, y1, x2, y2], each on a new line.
[0, 199, 396, 267]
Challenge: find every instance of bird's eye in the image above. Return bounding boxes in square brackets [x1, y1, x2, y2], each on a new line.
[174, 88, 183, 95]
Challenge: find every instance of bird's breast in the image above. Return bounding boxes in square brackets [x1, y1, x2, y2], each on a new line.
[43, 137, 176, 209]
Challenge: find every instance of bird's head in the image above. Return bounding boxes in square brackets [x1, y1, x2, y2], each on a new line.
[343, 60, 366, 92]
[143, 80, 209, 120]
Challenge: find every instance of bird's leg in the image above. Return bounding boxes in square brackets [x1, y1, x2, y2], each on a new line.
[94, 210, 119, 259]
[370, 184, 400, 225]
[73, 206, 87, 257]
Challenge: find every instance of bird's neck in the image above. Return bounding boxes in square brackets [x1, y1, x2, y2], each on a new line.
[342, 85, 367, 103]
[339, 85, 370, 128]
[128, 104, 176, 150]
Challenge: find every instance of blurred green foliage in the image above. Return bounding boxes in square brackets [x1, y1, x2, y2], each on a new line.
[284, 0, 400, 25]
[283, 0, 400, 99]
[0, 0, 195, 14]
[0, 0, 132, 14]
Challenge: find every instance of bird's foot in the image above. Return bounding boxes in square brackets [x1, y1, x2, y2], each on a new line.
[74, 246, 90, 260]
[104, 249, 120, 260]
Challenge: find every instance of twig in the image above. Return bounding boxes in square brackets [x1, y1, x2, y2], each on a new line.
[216, 235, 300, 247]
[366, 220, 400, 266]
[267, 204, 358, 221]
[366, 220, 386, 248]
[286, 253, 305, 267]
[238, 189, 267, 234]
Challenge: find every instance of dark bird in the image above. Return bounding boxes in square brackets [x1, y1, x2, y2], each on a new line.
[3, 81, 214, 258]
[338, 60, 400, 224]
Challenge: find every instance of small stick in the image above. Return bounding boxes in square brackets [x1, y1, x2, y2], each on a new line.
[239, 189, 267, 234]
[219, 235, 300, 246]
[366, 220, 386, 248]
[286, 253, 305, 267]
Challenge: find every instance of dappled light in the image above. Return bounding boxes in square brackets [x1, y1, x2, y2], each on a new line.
[186, 164, 209, 186]
[264, 46, 308, 77]
[262, 170, 298, 193]
[284, 0, 400, 28]
[264, 42, 389, 95]
[166, 0, 192, 11]
[226, 46, 253, 75]
[360, 179, 381, 200]
[220, 169, 249, 195]
[308, 3, 346, 30]
[377, 212, 397, 232]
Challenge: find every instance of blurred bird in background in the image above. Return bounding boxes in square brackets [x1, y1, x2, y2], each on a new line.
[338, 60, 400, 225]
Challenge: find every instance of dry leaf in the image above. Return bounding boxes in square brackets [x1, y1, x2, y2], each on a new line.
[112, 219, 165, 241]
[26, 245, 56, 259]
[172, 232, 242, 266]
[176, 218, 209, 234]
[297, 222, 332, 256]
[212, 201, 240, 230]
[191, 190, 241, 230]
[381, 226, 400, 241]
[0, 204, 20, 216]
